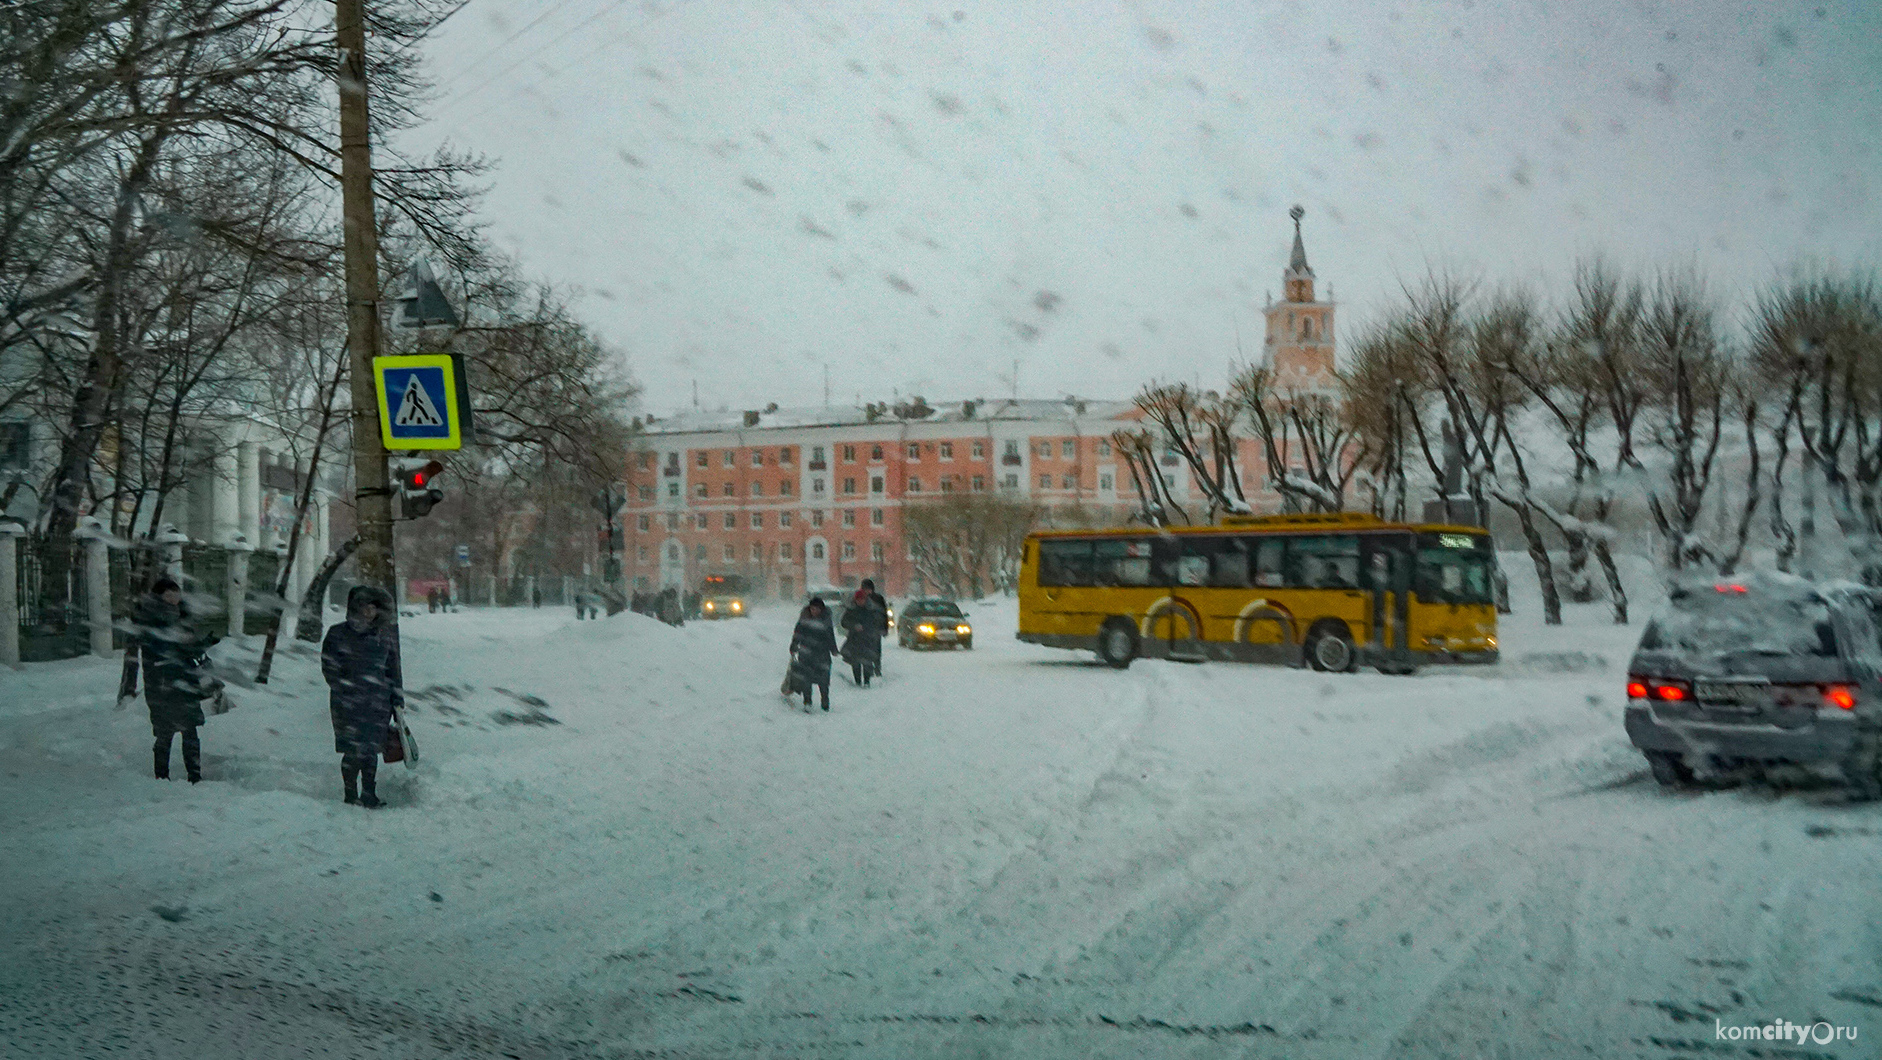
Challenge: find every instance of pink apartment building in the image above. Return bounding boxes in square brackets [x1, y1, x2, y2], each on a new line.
[620, 210, 1340, 599]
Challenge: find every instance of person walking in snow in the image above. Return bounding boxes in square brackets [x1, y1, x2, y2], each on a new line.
[840, 579, 888, 687]
[789, 597, 838, 712]
[121, 577, 218, 783]
[321, 585, 403, 808]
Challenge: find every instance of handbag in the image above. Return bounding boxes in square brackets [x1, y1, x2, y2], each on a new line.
[382, 720, 406, 764]
[384, 705, 419, 768]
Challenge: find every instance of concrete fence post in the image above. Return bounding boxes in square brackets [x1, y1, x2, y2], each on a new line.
[0, 520, 23, 668]
[488, 574, 497, 607]
[226, 533, 252, 641]
[77, 517, 112, 657]
[156, 524, 189, 581]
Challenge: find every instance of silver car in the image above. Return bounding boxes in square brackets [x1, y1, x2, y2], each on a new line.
[1624, 575, 1882, 797]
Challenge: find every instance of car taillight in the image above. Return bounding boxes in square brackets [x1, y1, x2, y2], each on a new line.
[1645, 679, 1690, 702]
[1627, 681, 1648, 699]
[1823, 684, 1857, 710]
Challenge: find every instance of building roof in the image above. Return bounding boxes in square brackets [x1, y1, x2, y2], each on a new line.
[638, 398, 1137, 436]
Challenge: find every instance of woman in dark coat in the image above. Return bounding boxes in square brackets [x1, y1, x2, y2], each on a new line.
[789, 598, 838, 711]
[321, 585, 402, 808]
[840, 579, 888, 687]
[124, 577, 216, 782]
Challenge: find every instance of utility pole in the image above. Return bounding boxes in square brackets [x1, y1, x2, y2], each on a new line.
[337, 0, 396, 602]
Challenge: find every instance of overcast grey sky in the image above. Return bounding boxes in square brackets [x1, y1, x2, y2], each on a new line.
[408, 0, 1881, 413]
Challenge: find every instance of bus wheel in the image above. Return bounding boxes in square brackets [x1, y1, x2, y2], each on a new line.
[1306, 621, 1357, 673]
[1098, 618, 1139, 670]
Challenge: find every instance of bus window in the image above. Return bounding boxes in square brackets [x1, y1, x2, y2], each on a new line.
[1176, 554, 1209, 586]
[1038, 539, 1094, 587]
[1254, 539, 1285, 587]
[1095, 539, 1153, 586]
[1286, 535, 1361, 589]
[1209, 538, 1252, 588]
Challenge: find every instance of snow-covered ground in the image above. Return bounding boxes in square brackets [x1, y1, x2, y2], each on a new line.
[4, 563, 1880, 1058]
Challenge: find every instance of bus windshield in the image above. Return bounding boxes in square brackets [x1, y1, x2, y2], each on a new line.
[1414, 546, 1494, 605]
[701, 575, 750, 595]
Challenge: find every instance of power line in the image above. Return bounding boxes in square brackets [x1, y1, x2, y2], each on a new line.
[427, 0, 583, 95]
[432, 0, 649, 115]
[441, 0, 692, 127]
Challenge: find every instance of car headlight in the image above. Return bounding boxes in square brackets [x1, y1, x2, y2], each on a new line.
[1485, 636, 1496, 648]
[731, 600, 742, 611]
[918, 623, 936, 635]
[704, 601, 715, 610]
[956, 625, 971, 635]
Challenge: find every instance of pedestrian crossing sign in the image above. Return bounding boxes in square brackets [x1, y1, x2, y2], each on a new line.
[373, 353, 471, 450]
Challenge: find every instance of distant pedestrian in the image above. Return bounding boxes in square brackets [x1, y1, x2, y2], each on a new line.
[658, 587, 684, 627]
[840, 579, 888, 687]
[532, 586, 542, 609]
[321, 585, 402, 808]
[427, 587, 439, 613]
[789, 597, 838, 712]
[120, 577, 218, 783]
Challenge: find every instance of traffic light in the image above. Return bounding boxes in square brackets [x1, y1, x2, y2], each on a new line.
[393, 457, 445, 519]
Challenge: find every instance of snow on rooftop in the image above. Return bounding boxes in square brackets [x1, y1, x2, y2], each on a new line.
[639, 397, 1137, 436]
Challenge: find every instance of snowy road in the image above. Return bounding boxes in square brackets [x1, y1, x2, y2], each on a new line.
[4, 579, 1881, 1058]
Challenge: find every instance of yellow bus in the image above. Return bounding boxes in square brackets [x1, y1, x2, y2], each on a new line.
[1016, 512, 1498, 673]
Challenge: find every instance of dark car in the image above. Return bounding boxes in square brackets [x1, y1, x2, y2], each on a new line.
[1624, 574, 1882, 797]
[898, 598, 973, 650]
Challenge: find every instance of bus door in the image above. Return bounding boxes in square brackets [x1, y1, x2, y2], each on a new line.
[1363, 533, 1416, 669]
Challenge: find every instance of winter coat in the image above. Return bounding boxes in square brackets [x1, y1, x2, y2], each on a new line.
[128, 594, 215, 730]
[790, 608, 838, 685]
[840, 591, 887, 665]
[322, 614, 404, 757]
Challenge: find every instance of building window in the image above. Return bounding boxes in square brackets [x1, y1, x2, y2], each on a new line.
[1003, 440, 1020, 464]
[940, 478, 954, 493]
[667, 513, 681, 530]
[1162, 446, 1179, 466]
[722, 483, 735, 497]
[779, 542, 792, 560]
[811, 542, 825, 559]
[1062, 440, 1075, 459]
[751, 512, 764, 529]
[723, 544, 735, 561]
[752, 543, 763, 561]
[1100, 472, 1114, 491]
[780, 447, 793, 464]
[842, 541, 856, 560]
[1035, 441, 1049, 459]
[870, 475, 884, 493]
[843, 477, 856, 494]
[971, 475, 985, 492]
[1058, 475, 1072, 489]
[723, 450, 735, 467]
[1039, 473, 1052, 488]
[1098, 440, 1112, 457]
[667, 482, 680, 498]
[940, 442, 953, 460]
[637, 545, 648, 561]
[1003, 473, 1018, 489]
[842, 510, 855, 528]
[842, 445, 856, 462]
[780, 479, 793, 496]
[810, 445, 826, 469]
[972, 441, 984, 460]
[781, 511, 794, 528]
[811, 510, 824, 528]
[695, 544, 707, 560]
[870, 444, 883, 462]
[694, 483, 708, 498]
[637, 514, 651, 531]
[751, 481, 764, 497]
[638, 485, 653, 501]
[752, 450, 765, 467]
[909, 476, 923, 493]
[637, 452, 653, 471]
[902, 442, 917, 460]
[695, 513, 708, 529]
[871, 541, 885, 562]
[723, 512, 737, 530]
[696, 451, 709, 468]
[667, 543, 681, 561]
[812, 477, 825, 495]
[871, 508, 883, 527]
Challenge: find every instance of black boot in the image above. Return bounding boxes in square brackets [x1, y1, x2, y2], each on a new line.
[181, 727, 201, 784]
[358, 759, 381, 808]
[154, 735, 171, 780]
[342, 761, 360, 805]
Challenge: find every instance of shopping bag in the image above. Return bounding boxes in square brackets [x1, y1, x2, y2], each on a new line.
[382, 721, 406, 764]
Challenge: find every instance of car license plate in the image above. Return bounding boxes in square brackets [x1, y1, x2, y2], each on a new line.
[937, 630, 956, 641]
[1695, 681, 1767, 709]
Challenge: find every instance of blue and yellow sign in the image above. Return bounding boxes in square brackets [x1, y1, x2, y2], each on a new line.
[373, 353, 471, 451]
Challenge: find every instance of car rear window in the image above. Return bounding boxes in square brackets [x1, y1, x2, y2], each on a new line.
[1640, 596, 1838, 658]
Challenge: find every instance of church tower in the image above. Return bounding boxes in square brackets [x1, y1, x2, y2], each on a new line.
[1263, 205, 1336, 392]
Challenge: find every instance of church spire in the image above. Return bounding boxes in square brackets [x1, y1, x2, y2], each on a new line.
[1283, 205, 1315, 302]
